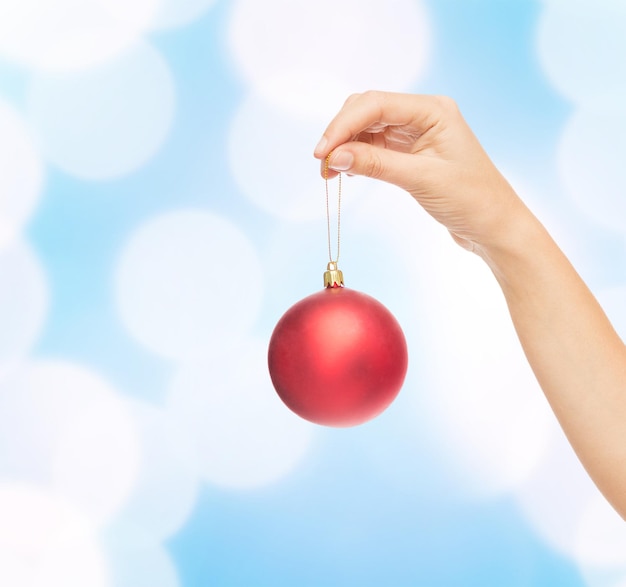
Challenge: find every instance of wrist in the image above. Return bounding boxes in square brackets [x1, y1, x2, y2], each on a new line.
[471, 194, 550, 287]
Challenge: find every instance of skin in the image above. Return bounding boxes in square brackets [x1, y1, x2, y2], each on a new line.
[314, 91, 626, 519]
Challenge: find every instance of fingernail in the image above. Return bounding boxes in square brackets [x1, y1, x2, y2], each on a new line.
[328, 150, 353, 171]
[314, 136, 327, 156]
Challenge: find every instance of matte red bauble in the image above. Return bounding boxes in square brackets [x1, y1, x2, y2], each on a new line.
[268, 263, 408, 427]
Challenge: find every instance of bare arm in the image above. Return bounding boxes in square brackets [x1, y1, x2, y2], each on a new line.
[315, 91, 626, 518]
[483, 207, 626, 518]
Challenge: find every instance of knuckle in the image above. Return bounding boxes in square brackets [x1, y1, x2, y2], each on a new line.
[433, 95, 460, 116]
[364, 154, 384, 179]
[362, 89, 384, 104]
[343, 93, 361, 107]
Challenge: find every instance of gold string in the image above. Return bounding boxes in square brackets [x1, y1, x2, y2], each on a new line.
[324, 153, 341, 265]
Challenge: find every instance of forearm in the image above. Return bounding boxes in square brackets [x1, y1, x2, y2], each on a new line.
[477, 198, 626, 517]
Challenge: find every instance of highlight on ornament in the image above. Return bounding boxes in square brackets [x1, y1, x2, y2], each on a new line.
[267, 159, 408, 427]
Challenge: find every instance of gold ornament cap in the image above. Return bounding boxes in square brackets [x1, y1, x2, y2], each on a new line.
[323, 262, 344, 288]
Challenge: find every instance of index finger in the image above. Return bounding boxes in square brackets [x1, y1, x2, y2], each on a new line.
[313, 91, 443, 159]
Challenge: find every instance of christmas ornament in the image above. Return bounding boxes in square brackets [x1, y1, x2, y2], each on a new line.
[267, 155, 408, 427]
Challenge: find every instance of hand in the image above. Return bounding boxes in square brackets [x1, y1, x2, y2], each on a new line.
[314, 91, 525, 252]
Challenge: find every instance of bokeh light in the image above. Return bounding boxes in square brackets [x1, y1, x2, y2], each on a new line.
[575, 492, 626, 568]
[115, 209, 264, 361]
[0, 240, 48, 377]
[514, 422, 601, 560]
[416, 242, 553, 496]
[0, 100, 44, 252]
[538, 0, 626, 237]
[536, 0, 626, 107]
[104, 541, 180, 587]
[227, 0, 431, 107]
[0, 483, 109, 587]
[26, 41, 175, 180]
[106, 399, 199, 543]
[557, 107, 626, 234]
[228, 92, 330, 222]
[149, 0, 218, 30]
[167, 338, 315, 489]
[0, 360, 140, 526]
[0, 0, 158, 72]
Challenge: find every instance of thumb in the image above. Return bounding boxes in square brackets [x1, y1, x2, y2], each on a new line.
[326, 142, 419, 189]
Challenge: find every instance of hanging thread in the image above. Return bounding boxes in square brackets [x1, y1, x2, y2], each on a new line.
[324, 153, 342, 265]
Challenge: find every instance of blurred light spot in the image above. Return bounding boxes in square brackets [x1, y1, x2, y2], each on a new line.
[166, 338, 315, 489]
[0, 240, 48, 376]
[575, 492, 626, 568]
[107, 400, 199, 542]
[115, 209, 263, 361]
[227, 0, 431, 108]
[537, 0, 626, 107]
[104, 541, 179, 587]
[417, 243, 552, 497]
[253, 72, 353, 120]
[27, 41, 175, 180]
[150, 0, 217, 30]
[0, 0, 158, 73]
[604, 575, 626, 587]
[514, 423, 600, 559]
[0, 100, 44, 252]
[349, 180, 437, 279]
[0, 483, 109, 587]
[228, 92, 326, 221]
[0, 360, 140, 526]
[98, 0, 159, 29]
[557, 108, 626, 234]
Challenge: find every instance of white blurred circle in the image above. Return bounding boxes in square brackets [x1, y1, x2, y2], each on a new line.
[253, 71, 353, 121]
[228, 92, 328, 221]
[602, 575, 626, 587]
[98, 0, 159, 28]
[349, 180, 438, 278]
[150, 0, 218, 30]
[537, 0, 626, 106]
[0, 240, 48, 375]
[166, 338, 315, 489]
[0, 360, 140, 526]
[115, 209, 264, 361]
[514, 423, 601, 560]
[105, 542, 179, 587]
[227, 0, 431, 109]
[0, 483, 109, 587]
[575, 492, 626, 568]
[0, 101, 44, 251]
[0, 0, 158, 73]
[557, 107, 626, 234]
[418, 244, 553, 497]
[108, 400, 199, 542]
[27, 41, 175, 180]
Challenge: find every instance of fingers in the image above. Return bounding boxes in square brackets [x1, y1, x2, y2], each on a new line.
[314, 91, 444, 160]
[324, 140, 421, 190]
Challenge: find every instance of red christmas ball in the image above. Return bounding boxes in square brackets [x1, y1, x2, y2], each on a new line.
[268, 286, 408, 427]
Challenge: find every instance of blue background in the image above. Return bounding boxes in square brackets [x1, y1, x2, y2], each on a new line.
[1, 1, 626, 585]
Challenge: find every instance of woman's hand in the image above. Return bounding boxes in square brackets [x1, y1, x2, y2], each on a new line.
[314, 91, 526, 253]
